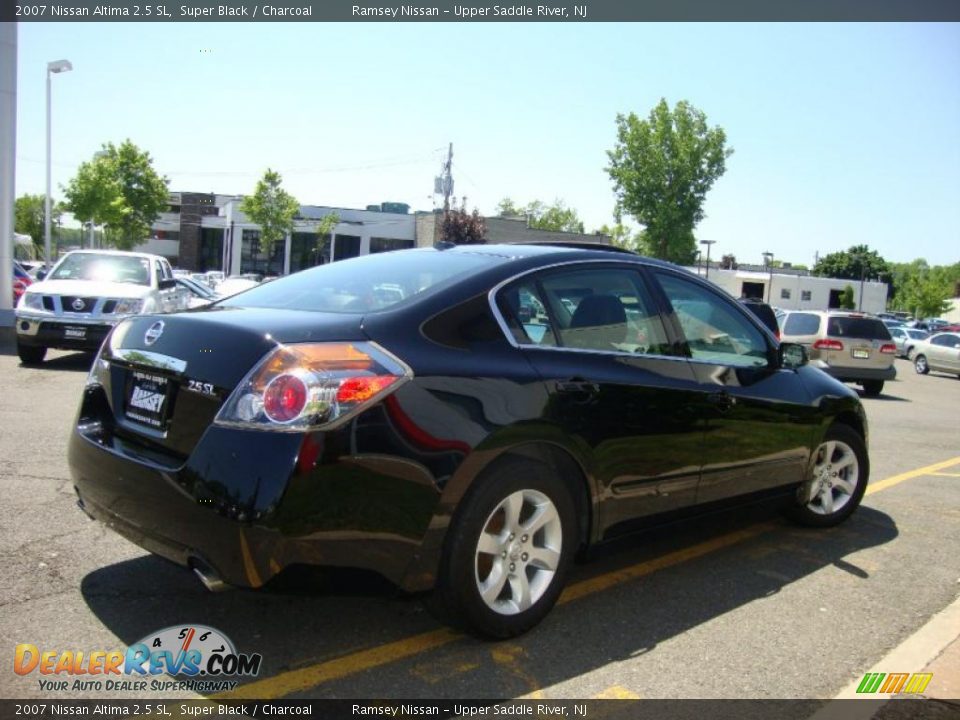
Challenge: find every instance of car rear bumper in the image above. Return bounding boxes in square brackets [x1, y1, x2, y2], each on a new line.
[68, 387, 443, 591]
[812, 361, 897, 383]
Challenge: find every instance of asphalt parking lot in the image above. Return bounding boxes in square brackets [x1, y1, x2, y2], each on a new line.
[2, 348, 958, 702]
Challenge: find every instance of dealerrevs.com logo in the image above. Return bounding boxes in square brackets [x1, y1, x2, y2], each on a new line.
[14, 625, 262, 694]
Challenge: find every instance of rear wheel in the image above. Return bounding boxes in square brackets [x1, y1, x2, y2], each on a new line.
[17, 343, 46, 365]
[787, 423, 868, 528]
[433, 458, 577, 638]
[914, 355, 929, 375]
[861, 380, 884, 397]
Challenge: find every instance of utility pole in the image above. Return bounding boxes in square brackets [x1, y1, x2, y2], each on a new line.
[433, 142, 454, 244]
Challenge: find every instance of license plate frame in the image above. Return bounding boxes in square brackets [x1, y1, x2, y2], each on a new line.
[851, 348, 870, 360]
[63, 326, 87, 340]
[124, 371, 172, 430]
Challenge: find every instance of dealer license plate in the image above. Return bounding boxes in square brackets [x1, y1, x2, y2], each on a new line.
[124, 371, 171, 429]
[64, 326, 86, 339]
[851, 348, 870, 359]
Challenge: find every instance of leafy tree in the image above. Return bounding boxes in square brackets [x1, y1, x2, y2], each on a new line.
[897, 271, 952, 318]
[840, 285, 856, 310]
[606, 99, 732, 265]
[812, 245, 890, 282]
[62, 140, 169, 250]
[240, 169, 300, 258]
[720, 253, 738, 270]
[15, 194, 62, 249]
[594, 223, 640, 251]
[441, 202, 486, 245]
[497, 198, 585, 233]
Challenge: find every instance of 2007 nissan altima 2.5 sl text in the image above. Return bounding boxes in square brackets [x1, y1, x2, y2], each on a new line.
[69, 243, 869, 638]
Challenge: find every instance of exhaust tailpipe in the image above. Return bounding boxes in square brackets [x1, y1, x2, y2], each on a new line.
[191, 559, 231, 593]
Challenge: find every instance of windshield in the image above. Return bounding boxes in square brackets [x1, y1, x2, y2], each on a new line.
[50, 253, 151, 286]
[219, 249, 505, 313]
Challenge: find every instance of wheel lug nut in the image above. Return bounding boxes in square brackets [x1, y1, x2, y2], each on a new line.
[509, 563, 516, 572]
[521, 535, 528, 543]
[501, 551, 507, 558]
[509, 534, 515, 541]
[521, 553, 528, 561]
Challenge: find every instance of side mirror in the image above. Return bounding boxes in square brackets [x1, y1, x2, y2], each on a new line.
[779, 342, 808, 370]
[158, 278, 177, 290]
[36, 268, 48, 280]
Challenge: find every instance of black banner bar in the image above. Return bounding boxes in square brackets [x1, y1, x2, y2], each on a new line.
[4, 0, 960, 23]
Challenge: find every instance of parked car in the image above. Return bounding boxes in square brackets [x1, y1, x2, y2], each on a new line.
[71, 244, 870, 638]
[911, 332, 960, 378]
[778, 310, 896, 396]
[13, 261, 32, 304]
[175, 276, 222, 309]
[15, 249, 189, 365]
[738, 298, 780, 339]
[887, 326, 929, 359]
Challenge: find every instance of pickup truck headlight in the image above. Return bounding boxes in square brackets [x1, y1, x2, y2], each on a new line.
[114, 298, 144, 315]
[20, 293, 43, 311]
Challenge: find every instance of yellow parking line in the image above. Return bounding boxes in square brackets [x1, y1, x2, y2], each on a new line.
[929, 472, 960, 478]
[214, 455, 960, 700]
[594, 686, 642, 699]
[865, 457, 960, 496]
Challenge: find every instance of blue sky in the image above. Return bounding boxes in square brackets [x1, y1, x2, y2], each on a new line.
[14, 22, 960, 266]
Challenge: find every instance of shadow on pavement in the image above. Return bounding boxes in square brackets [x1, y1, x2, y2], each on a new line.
[80, 501, 899, 699]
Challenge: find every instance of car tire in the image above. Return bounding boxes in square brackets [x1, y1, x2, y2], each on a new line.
[861, 380, 884, 397]
[17, 343, 47, 365]
[786, 423, 868, 528]
[432, 458, 578, 639]
[914, 355, 930, 375]
[905, 347, 914, 361]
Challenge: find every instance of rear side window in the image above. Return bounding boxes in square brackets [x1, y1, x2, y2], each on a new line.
[783, 313, 822, 336]
[827, 317, 892, 341]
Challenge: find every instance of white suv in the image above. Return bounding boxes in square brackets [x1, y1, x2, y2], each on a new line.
[15, 250, 189, 364]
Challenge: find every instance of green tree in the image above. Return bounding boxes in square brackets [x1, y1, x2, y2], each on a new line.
[240, 169, 300, 258]
[898, 271, 952, 318]
[605, 99, 732, 265]
[14, 194, 62, 250]
[62, 140, 169, 250]
[839, 285, 856, 310]
[594, 223, 640, 251]
[812, 245, 890, 282]
[497, 198, 585, 233]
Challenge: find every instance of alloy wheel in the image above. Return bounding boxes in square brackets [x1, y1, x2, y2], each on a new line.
[804, 439, 860, 516]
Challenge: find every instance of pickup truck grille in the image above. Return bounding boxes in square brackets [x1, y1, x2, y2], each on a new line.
[62, 296, 97, 314]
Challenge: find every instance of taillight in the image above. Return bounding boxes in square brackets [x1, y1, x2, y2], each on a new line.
[813, 339, 844, 351]
[880, 343, 896, 354]
[215, 342, 411, 432]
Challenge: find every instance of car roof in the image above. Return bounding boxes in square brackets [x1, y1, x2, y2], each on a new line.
[442, 242, 678, 270]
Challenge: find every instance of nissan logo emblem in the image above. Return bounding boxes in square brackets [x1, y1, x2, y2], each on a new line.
[71, 298, 86, 311]
[144, 321, 165, 346]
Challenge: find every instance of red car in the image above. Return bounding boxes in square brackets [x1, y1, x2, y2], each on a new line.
[13, 261, 32, 303]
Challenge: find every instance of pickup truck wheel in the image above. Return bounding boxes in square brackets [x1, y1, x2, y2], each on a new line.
[17, 343, 47, 365]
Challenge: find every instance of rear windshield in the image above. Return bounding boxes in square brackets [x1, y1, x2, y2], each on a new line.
[827, 317, 892, 341]
[783, 313, 821, 336]
[219, 249, 504, 313]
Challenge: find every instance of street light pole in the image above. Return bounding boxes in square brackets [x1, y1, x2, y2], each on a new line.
[762, 251, 774, 303]
[45, 59, 72, 270]
[699, 239, 716, 280]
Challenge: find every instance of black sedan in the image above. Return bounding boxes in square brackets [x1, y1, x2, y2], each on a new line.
[70, 244, 869, 638]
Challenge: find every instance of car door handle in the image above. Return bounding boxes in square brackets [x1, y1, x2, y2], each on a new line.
[556, 379, 600, 396]
[707, 391, 737, 412]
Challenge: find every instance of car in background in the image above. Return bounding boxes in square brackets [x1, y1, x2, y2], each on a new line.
[175, 276, 222, 308]
[70, 244, 870, 638]
[738, 298, 780, 339]
[779, 310, 896, 396]
[15, 249, 189, 365]
[911, 332, 960, 378]
[13, 261, 32, 303]
[887, 326, 929, 359]
[215, 276, 260, 298]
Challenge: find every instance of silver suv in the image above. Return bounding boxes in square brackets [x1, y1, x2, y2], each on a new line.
[779, 310, 896, 396]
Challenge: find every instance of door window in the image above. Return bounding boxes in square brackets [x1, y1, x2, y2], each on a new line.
[655, 272, 770, 368]
[498, 267, 669, 355]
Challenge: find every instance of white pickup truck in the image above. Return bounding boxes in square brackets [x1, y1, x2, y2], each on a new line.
[15, 249, 189, 364]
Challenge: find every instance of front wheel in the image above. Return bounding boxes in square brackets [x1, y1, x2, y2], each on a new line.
[17, 343, 47, 365]
[861, 380, 884, 397]
[787, 423, 868, 528]
[433, 459, 578, 638]
[914, 355, 930, 375]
